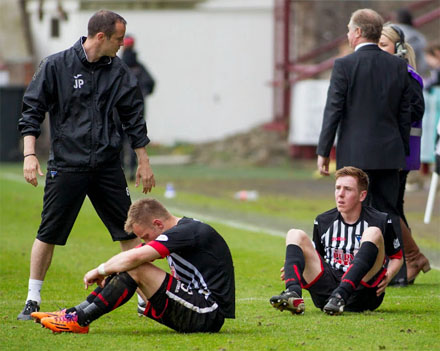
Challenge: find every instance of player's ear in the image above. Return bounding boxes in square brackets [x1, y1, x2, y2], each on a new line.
[96, 31, 105, 41]
[359, 190, 367, 202]
[152, 219, 164, 229]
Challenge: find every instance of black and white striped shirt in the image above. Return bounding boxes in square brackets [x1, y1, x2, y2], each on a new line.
[312, 206, 401, 272]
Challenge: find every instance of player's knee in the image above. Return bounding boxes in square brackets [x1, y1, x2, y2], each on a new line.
[286, 229, 308, 246]
[361, 227, 383, 247]
[127, 262, 154, 284]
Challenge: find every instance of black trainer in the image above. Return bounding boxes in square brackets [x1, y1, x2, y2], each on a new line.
[270, 290, 305, 315]
[323, 293, 345, 315]
[17, 300, 40, 320]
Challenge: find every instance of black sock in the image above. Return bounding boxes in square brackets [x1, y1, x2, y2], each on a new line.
[65, 277, 109, 313]
[334, 241, 378, 302]
[284, 244, 305, 297]
[76, 272, 138, 326]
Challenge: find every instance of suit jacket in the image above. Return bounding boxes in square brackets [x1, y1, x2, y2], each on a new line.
[317, 44, 412, 170]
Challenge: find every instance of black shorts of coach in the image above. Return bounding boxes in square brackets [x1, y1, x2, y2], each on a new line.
[139, 273, 225, 333]
[36, 166, 137, 245]
[305, 255, 386, 312]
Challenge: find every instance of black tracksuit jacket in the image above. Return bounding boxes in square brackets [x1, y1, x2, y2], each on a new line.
[18, 37, 149, 171]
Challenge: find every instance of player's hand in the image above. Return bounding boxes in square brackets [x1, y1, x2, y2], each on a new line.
[83, 268, 106, 289]
[23, 155, 44, 187]
[376, 272, 390, 296]
[136, 159, 155, 194]
[317, 155, 330, 176]
[280, 266, 285, 281]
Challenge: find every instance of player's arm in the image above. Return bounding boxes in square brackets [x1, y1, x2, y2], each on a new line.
[83, 244, 161, 288]
[398, 64, 412, 156]
[116, 70, 155, 194]
[376, 255, 403, 296]
[134, 146, 155, 194]
[23, 135, 44, 187]
[376, 217, 404, 295]
[316, 59, 347, 174]
[19, 59, 52, 186]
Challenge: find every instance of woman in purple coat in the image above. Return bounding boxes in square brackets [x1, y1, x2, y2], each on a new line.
[379, 24, 430, 284]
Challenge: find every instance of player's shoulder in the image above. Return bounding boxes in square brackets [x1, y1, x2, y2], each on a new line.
[315, 207, 339, 224]
[178, 216, 201, 226]
[174, 217, 208, 232]
[362, 205, 389, 225]
[362, 205, 388, 218]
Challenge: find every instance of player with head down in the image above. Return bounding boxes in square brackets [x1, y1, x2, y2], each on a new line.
[270, 167, 403, 315]
[31, 198, 235, 333]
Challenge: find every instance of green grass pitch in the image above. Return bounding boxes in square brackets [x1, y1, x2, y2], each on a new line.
[0, 164, 439, 351]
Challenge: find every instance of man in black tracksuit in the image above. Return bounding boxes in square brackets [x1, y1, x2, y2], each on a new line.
[17, 10, 155, 320]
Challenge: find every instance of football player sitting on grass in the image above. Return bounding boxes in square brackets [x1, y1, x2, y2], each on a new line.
[31, 198, 235, 333]
[270, 167, 403, 315]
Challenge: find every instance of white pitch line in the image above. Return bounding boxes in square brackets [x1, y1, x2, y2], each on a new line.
[166, 205, 286, 238]
[1, 172, 24, 182]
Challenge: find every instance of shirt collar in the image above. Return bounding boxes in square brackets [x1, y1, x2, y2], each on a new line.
[355, 42, 377, 51]
[80, 37, 90, 62]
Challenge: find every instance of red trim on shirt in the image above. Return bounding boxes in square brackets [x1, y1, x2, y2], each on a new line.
[389, 249, 403, 260]
[148, 241, 170, 258]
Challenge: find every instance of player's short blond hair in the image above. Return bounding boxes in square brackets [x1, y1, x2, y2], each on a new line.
[335, 166, 369, 192]
[124, 198, 171, 233]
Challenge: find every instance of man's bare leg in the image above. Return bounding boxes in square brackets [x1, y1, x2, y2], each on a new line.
[17, 239, 55, 320]
[270, 229, 322, 314]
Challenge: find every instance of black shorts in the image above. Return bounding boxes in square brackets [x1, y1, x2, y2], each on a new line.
[37, 167, 136, 245]
[140, 274, 225, 333]
[305, 255, 385, 312]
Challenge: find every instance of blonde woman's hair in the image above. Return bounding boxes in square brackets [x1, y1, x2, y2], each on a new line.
[382, 24, 417, 69]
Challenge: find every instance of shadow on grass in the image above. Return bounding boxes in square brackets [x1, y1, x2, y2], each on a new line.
[91, 326, 261, 336]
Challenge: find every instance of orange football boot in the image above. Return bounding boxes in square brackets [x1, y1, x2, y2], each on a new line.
[41, 313, 89, 334]
[31, 309, 66, 324]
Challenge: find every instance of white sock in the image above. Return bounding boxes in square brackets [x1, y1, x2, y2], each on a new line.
[26, 279, 43, 305]
[137, 293, 146, 306]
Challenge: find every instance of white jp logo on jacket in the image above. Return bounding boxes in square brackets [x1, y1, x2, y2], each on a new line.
[73, 74, 84, 89]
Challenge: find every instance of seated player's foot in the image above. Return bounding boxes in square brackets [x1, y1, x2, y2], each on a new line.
[17, 300, 40, 320]
[323, 293, 345, 315]
[31, 309, 66, 324]
[41, 313, 89, 334]
[137, 300, 147, 317]
[269, 290, 305, 315]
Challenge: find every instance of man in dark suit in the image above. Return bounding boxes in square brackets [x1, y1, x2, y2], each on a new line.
[316, 8, 412, 285]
